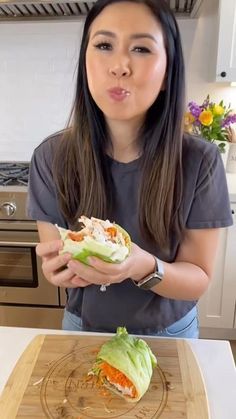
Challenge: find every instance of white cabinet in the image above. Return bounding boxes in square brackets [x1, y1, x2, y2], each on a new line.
[215, 0, 236, 82]
[198, 203, 236, 335]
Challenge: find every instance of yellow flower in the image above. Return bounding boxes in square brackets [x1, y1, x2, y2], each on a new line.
[213, 105, 224, 116]
[184, 112, 195, 126]
[199, 110, 213, 126]
[184, 124, 194, 134]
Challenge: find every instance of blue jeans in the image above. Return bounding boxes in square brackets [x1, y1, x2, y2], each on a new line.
[62, 306, 199, 338]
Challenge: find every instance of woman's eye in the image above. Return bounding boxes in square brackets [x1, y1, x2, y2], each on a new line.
[94, 42, 112, 51]
[132, 46, 151, 54]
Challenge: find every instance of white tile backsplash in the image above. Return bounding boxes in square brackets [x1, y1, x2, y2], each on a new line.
[0, 21, 83, 161]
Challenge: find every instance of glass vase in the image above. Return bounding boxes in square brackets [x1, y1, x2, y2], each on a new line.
[226, 143, 236, 173]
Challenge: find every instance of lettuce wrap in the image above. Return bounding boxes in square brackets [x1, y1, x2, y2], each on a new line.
[89, 327, 157, 402]
[58, 215, 131, 264]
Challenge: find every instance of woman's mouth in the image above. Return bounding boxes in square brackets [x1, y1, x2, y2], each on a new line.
[108, 87, 131, 102]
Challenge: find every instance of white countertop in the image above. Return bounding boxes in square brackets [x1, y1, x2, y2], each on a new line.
[0, 326, 235, 419]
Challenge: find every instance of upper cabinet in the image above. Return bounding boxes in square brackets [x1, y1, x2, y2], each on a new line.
[215, 0, 236, 82]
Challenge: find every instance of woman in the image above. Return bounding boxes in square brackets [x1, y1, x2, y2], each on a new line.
[27, 0, 232, 337]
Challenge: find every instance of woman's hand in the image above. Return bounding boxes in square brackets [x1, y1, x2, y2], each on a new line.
[67, 243, 156, 287]
[36, 240, 91, 288]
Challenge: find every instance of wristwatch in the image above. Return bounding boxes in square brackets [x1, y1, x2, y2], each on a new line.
[132, 256, 164, 290]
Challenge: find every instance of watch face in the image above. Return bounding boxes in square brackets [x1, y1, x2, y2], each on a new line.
[132, 257, 164, 290]
[139, 273, 162, 290]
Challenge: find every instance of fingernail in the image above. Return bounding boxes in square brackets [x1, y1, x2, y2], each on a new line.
[63, 254, 71, 262]
[55, 240, 63, 249]
[58, 240, 64, 250]
[68, 260, 76, 269]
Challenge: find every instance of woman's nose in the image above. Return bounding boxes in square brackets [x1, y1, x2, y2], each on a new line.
[109, 60, 131, 78]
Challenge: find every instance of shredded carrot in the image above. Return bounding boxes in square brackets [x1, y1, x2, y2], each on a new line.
[68, 231, 84, 242]
[99, 362, 137, 398]
[105, 227, 117, 239]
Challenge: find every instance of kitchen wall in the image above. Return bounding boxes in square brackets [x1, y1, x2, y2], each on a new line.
[0, 0, 235, 161]
[0, 21, 82, 160]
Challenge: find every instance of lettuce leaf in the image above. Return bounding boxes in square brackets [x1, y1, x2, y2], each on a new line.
[58, 225, 131, 264]
[92, 327, 157, 402]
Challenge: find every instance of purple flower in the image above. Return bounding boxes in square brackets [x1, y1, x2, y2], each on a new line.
[194, 120, 202, 127]
[201, 97, 210, 109]
[188, 101, 202, 118]
[222, 114, 236, 127]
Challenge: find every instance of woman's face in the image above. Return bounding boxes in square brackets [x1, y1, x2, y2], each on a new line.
[86, 1, 167, 124]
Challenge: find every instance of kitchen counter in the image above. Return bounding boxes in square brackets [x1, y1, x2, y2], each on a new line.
[0, 326, 235, 419]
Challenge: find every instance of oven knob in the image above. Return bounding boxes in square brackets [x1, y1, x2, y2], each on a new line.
[1, 202, 17, 216]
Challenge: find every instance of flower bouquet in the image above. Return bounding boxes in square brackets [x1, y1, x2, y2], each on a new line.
[184, 95, 236, 153]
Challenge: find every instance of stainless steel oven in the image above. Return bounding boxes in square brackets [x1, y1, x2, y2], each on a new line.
[0, 165, 66, 329]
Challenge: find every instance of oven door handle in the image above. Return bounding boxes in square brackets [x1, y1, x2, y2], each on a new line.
[0, 241, 38, 247]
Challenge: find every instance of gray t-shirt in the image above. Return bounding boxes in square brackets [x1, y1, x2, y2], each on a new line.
[27, 133, 233, 334]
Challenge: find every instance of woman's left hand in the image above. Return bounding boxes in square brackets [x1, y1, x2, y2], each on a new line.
[67, 243, 155, 287]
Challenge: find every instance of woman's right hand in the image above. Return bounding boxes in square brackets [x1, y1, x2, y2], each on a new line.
[36, 240, 90, 288]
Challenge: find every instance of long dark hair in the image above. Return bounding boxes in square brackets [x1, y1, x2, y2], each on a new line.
[53, 0, 186, 250]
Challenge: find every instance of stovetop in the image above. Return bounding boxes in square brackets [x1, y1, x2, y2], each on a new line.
[0, 162, 30, 220]
[0, 162, 30, 186]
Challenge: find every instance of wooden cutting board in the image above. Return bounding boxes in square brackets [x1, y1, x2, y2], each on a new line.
[0, 334, 210, 419]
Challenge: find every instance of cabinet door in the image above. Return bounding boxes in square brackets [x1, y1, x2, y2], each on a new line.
[216, 0, 236, 82]
[198, 204, 236, 328]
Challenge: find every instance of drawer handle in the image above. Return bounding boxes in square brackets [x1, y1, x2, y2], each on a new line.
[0, 241, 38, 247]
